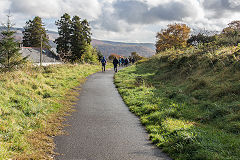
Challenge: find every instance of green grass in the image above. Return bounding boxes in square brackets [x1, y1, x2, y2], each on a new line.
[115, 46, 240, 160]
[0, 63, 102, 159]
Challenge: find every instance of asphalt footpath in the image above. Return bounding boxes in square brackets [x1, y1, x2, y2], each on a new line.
[54, 69, 171, 160]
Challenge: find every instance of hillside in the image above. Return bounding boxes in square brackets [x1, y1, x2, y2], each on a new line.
[91, 39, 155, 57]
[115, 46, 240, 160]
[0, 27, 155, 58]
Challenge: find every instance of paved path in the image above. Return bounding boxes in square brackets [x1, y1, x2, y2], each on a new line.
[54, 69, 171, 160]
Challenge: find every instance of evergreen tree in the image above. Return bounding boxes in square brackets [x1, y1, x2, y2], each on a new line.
[0, 15, 28, 71]
[22, 20, 32, 47]
[22, 16, 50, 49]
[70, 15, 86, 62]
[70, 16, 92, 62]
[81, 19, 92, 44]
[54, 14, 92, 62]
[55, 13, 72, 61]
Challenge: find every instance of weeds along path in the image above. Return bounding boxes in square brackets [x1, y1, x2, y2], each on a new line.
[54, 69, 170, 160]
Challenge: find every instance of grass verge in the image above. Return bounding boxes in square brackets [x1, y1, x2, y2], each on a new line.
[115, 47, 240, 160]
[0, 64, 102, 159]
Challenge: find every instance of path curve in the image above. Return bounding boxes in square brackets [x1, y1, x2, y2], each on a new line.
[54, 69, 171, 160]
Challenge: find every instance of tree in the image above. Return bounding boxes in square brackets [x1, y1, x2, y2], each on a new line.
[81, 43, 98, 64]
[81, 19, 91, 44]
[187, 33, 216, 46]
[54, 13, 92, 62]
[96, 49, 103, 62]
[108, 53, 121, 60]
[218, 20, 240, 46]
[156, 23, 190, 53]
[0, 15, 28, 71]
[70, 16, 85, 62]
[70, 16, 92, 62]
[55, 13, 72, 60]
[131, 52, 143, 61]
[22, 16, 50, 49]
[222, 20, 240, 36]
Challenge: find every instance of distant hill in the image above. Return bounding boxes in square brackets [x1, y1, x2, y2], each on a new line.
[91, 39, 155, 57]
[0, 27, 156, 57]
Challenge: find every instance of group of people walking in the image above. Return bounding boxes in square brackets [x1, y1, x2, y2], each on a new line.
[101, 56, 135, 73]
[118, 57, 135, 67]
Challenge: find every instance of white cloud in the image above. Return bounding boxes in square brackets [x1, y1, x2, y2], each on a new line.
[10, 0, 61, 18]
[59, 0, 101, 20]
[10, 0, 101, 20]
[0, 0, 10, 24]
[113, 0, 202, 24]
[229, 0, 240, 8]
[92, 26, 156, 43]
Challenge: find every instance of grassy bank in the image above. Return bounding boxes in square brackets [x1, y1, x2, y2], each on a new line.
[0, 64, 101, 159]
[115, 46, 240, 160]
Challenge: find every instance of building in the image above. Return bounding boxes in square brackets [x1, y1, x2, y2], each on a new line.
[20, 47, 61, 64]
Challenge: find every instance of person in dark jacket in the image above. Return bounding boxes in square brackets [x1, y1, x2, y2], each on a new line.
[101, 57, 107, 72]
[113, 57, 119, 72]
[124, 58, 129, 66]
[119, 56, 122, 66]
[120, 57, 124, 66]
[132, 57, 135, 64]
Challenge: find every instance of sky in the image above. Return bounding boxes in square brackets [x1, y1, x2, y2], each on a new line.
[0, 0, 240, 43]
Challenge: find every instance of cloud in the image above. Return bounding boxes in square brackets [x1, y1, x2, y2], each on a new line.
[9, 0, 101, 20]
[0, 0, 10, 23]
[203, 0, 240, 10]
[91, 0, 203, 33]
[92, 26, 156, 43]
[91, 1, 138, 33]
[60, 0, 102, 20]
[202, 0, 240, 18]
[10, 0, 61, 18]
[113, 1, 148, 24]
[113, 0, 201, 24]
[91, 2, 123, 32]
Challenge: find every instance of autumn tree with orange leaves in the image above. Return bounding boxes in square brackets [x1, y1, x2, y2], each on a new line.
[155, 23, 191, 53]
[108, 53, 121, 60]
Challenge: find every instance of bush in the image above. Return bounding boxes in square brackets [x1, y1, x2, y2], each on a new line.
[81, 43, 98, 64]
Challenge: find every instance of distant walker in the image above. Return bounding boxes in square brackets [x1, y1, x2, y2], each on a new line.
[101, 57, 107, 72]
[113, 57, 119, 72]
